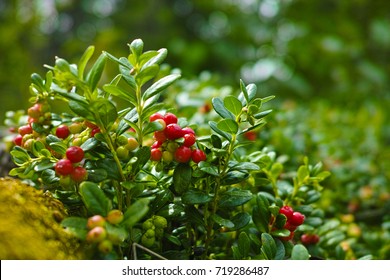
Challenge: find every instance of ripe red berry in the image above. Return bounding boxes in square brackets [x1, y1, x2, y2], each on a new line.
[154, 130, 167, 142]
[164, 123, 183, 140]
[283, 221, 297, 232]
[149, 113, 164, 122]
[183, 133, 196, 147]
[150, 148, 162, 161]
[13, 135, 23, 146]
[301, 234, 320, 245]
[56, 125, 70, 139]
[163, 112, 178, 125]
[66, 146, 84, 163]
[279, 206, 294, 220]
[191, 149, 207, 163]
[174, 146, 192, 163]
[71, 166, 88, 182]
[290, 211, 305, 226]
[55, 159, 74, 176]
[18, 124, 32, 136]
[91, 127, 101, 137]
[181, 127, 195, 135]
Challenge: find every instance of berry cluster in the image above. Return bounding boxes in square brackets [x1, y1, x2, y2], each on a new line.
[149, 112, 206, 164]
[86, 210, 124, 254]
[141, 215, 168, 248]
[13, 102, 51, 149]
[115, 134, 139, 160]
[278, 206, 305, 241]
[55, 146, 88, 186]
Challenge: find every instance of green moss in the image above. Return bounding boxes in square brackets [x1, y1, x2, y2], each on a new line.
[0, 177, 84, 259]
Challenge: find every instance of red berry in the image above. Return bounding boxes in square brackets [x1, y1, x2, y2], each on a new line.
[279, 206, 294, 220]
[290, 211, 305, 226]
[154, 130, 167, 142]
[174, 146, 192, 163]
[149, 113, 164, 122]
[18, 124, 32, 136]
[56, 125, 70, 139]
[191, 149, 206, 163]
[84, 121, 98, 129]
[66, 146, 84, 163]
[55, 159, 74, 176]
[71, 166, 88, 182]
[150, 148, 162, 161]
[163, 112, 178, 125]
[13, 135, 23, 146]
[164, 123, 183, 140]
[181, 127, 195, 135]
[244, 131, 257, 141]
[283, 221, 297, 232]
[91, 127, 101, 137]
[151, 141, 163, 149]
[183, 133, 196, 147]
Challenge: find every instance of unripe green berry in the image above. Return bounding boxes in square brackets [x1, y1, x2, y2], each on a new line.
[116, 135, 128, 146]
[154, 228, 164, 238]
[98, 239, 113, 254]
[142, 219, 155, 231]
[116, 146, 129, 160]
[145, 229, 156, 238]
[153, 216, 167, 229]
[125, 137, 139, 151]
[141, 235, 155, 248]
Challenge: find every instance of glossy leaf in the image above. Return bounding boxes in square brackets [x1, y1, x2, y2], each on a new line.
[209, 121, 232, 141]
[86, 53, 107, 92]
[218, 188, 253, 208]
[103, 84, 137, 105]
[224, 95, 242, 116]
[78, 45, 95, 79]
[173, 163, 192, 194]
[212, 214, 234, 228]
[252, 193, 271, 233]
[121, 198, 150, 229]
[182, 189, 213, 205]
[238, 232, 251, 257]
[143, 73, 181, 100]
[217, 119, 239, 134]
[291, 244, 310, 260]
[212, 97, 235, 120]
[260, 233, 276, 260]
[79, 181, 110, 216]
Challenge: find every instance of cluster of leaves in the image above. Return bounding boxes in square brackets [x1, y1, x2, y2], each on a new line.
[5, 39, 331, 260]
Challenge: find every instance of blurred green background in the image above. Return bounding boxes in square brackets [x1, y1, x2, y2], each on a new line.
[1, 0, 390, 258]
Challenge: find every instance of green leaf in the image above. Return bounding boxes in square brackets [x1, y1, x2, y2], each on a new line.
[49, 142, 67, 156]
[34, 159, 55, 172]
[61, 217, 88, 240]
[79, 181, 110, 216]
[229, 212, 251, 231]
[238, 232, 251, 257]
[261, 233, 276, 260]
[198, 161, 219, 176]
[40, 169, 59, 185]
[142, 48, 168, 68]
[143, 120, 165, 136]
[239, 80, 249, 105]
[212, 97, 235, 120]
[254, 109, 273, 119]
[129, 39, 144, 58]
[217, 119, 239, 134]
[149, 190, 174, 213]
[143, 73, 181, 101]
[182, 189, 213, 205]
[173, 163, 192, 194]
[221, 170, 249, 185]
[86, 168, 108, 182]
[117, 107, 138, 135]
[212, 214, 234, 228]
[229, 162, 260, 172]
[224, 96, 243, 116]
[10, 146, 30, 165]
[252, 193, 271, 233]
[218, 188, 253, 208]
[130, 146, 151, 176]
[291, 244, 310, 260]
[121, 198, 150, 229]
[103, 84, 137, 105]
[271, 229, 290, 237]
[297, 165, 309, 183]
[92, 98, 118, 129]
[69, 100, 94, 121]
[95, 158, 122, 180]
[78, 45, 95, 79]
[136, 64, 159, 87]
[80, 137, 99, 152]
[209, 121, 232, 141]
[275, 239, 286, 260]
[86, 52, 107, 92]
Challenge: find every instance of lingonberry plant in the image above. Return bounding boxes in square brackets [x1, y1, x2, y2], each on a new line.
[5, 39, 330, 260]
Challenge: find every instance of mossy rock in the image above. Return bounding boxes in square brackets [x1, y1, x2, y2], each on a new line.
[0, 177, 84, 259]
